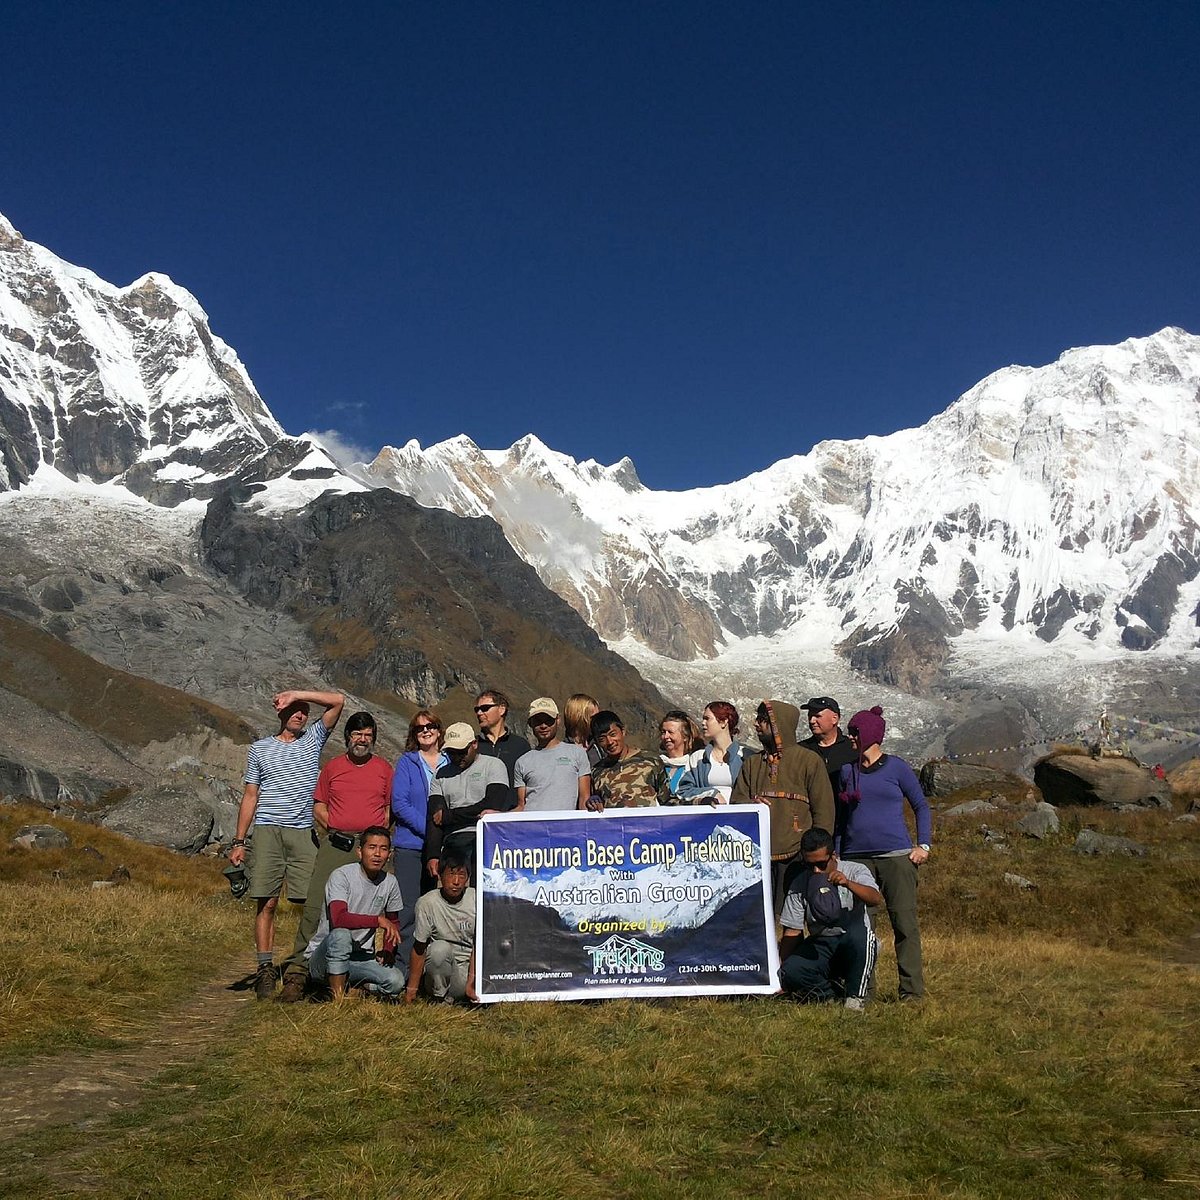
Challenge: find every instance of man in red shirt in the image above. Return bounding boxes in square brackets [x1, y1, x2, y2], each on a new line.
[279, 711, 394, 1002]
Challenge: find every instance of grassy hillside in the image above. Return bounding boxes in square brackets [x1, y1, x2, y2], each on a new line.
[1, 796, 1197, 1198]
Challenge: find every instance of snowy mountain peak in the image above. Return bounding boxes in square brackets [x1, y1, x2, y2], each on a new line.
[0, 219, 291, 503]
[122, 271, 211, 326]
[368, 327, 1200, 679]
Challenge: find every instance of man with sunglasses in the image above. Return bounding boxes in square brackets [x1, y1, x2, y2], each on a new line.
[473, 688, 530, 787]
[513, 697, 592, 811]
[778, 826, 882, 1010]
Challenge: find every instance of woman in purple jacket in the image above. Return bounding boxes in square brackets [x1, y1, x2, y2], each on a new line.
[392, 710, 448, 941]
[837, 706, 932, 1001]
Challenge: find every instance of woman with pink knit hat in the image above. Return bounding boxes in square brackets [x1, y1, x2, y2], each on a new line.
[836, 705, 932, 1001]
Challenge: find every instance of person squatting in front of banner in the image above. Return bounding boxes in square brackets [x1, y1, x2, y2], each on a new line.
[405, 844, 477, 1003]
[778, 826, 882, 1010]
[306, 826, 405, 1002]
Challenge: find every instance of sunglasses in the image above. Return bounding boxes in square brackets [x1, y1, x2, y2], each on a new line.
[804, 856, 834, 871]
[529, 714, 556, 726]
[413, 724, 439, 733]
[474, 703, 500, 714]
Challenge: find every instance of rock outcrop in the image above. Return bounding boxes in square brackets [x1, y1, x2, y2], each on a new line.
[919, 761, 1015, 797]
[1034, 752, 1173, 809]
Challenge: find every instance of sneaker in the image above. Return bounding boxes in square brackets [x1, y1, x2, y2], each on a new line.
[254, 962, 278, 1001]
[277, 974, 306, 1004]
[844, 997, 866, 1012]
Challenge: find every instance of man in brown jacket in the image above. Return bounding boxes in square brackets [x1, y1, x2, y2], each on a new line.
[731, 699, 835, 912]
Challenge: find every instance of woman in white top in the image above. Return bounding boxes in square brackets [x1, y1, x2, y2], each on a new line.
[677, 701, 746, 804]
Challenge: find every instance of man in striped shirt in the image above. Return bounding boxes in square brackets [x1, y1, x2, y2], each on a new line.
[229, 688, 345, 999]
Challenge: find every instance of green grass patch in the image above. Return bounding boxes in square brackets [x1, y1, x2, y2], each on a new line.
[2, 799, 1199, 1197]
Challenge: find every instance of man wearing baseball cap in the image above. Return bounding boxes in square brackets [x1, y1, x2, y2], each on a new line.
[799, 696, 858, 799]
[422, 721, 513, 884]
[513, 698, 593, 811]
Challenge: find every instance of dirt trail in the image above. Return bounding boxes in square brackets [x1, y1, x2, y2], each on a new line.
[0, 961, 254, 1142]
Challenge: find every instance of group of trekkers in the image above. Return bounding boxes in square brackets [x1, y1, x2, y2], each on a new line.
[227, 685, 931, 1010]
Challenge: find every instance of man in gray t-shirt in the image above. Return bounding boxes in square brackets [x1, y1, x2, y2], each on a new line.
[405, 845, 477, 1002]
[514, 697, 592, 811]
[306, 827, 405, 1001]
[779, 827, 883, 1010]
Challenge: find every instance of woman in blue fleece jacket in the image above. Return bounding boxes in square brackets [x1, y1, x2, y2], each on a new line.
[391, 710, 448, 941]
[836, 706, 932, 1000]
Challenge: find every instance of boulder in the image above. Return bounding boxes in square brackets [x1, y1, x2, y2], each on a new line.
[204, 799, 240, 845]
[11, 823, 71, 850]
[1034, 753, 1172, 809]
[980, 826, 1010, 852]
[944, 798, 1000, 816]
[1003, 873, 1037, 891]
[1016, 802, 1060, 839]
[1073, 829, 1147, 858]
[159, 768, 241, 845]
[919, 761, 1013, 797]
[102, 785, 214, 853]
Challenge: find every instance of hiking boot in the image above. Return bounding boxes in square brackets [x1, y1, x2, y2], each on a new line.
[277, 973, 306, 1004]
[254, 962, 278, 1001]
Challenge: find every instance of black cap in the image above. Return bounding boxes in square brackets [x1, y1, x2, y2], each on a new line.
[802, 696, 840, 716]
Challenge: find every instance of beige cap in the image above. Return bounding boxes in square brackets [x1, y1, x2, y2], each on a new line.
[443, 722, 476, 750]
[528, 697, 559, 719]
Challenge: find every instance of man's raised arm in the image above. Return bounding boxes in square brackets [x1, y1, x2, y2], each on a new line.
[273, 689, 345, 730]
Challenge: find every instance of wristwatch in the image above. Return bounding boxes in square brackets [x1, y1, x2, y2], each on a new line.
[918, 843, 931, 853]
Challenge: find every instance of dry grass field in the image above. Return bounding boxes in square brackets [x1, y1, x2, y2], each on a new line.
[1, 796, 1197, 1199]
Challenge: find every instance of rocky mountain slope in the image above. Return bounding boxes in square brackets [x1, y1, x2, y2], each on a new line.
[365, 328, 1200, 691]
[200, 482, 669, 733]
[0, 215, 670, 766]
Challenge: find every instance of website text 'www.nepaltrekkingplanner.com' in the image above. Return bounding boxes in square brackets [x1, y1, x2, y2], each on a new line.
[489, 971, 573, 981]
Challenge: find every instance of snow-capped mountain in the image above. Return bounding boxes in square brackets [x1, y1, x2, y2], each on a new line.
[482, 824, 762, 930]
[4, 210, 1198, 707]
[0, 213, 359, 510]
[365, 327, 1200, 685]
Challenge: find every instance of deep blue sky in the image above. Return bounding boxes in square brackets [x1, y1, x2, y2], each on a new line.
[3, 2, 1197, 489]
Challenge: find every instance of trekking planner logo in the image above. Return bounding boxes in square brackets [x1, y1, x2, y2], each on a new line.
[584, 934, 665, 975]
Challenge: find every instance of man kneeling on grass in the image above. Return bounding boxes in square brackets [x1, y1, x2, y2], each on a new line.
[306, 827, 405, 1001]
[779, 827, 882, 1011]
[405, 845, 477, 1004]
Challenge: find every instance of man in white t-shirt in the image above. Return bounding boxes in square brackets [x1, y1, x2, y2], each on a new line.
[306, 827, 405, 1001]
[778, 826, 882, 1010]
[229, 688, 344, 1000]
[513, 697, 592, 812]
